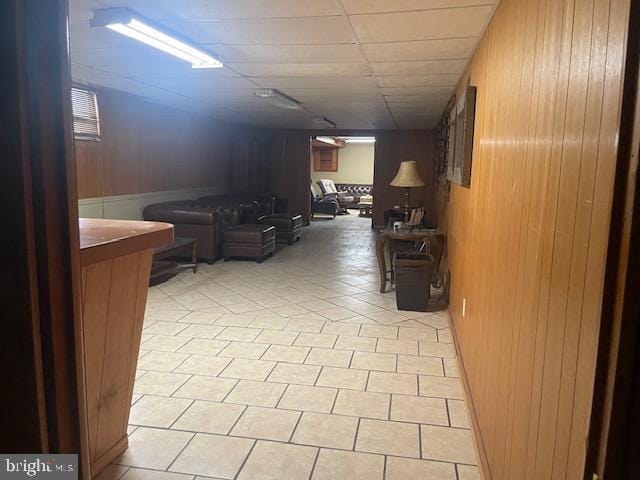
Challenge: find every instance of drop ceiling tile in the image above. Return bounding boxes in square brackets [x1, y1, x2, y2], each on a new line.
[228, 63, 371, 77]
[68, 0, 109, 24]
[72, 46, 203, 67]
[380, 86, 454, 96]
[139, 76, 255, 90]
[253, 76, 377, 89]
[349, 5, 494, 43]
[281, 89, 382, 101]
[384, 93, 453, 105]
[343, 0, 496, 14]
[377, 75, 458, 87]
[159, 16, 354, 45]
[96, 63, 238, 78]
[211, 44, 364, 63]
[362, 37, 478, 62]
[99, 0, 343, 19]
[69, 23, 135, 49]
[371, 60, 467, 76]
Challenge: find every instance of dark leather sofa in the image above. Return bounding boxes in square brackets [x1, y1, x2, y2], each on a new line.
[335, 184, 373, 208]
[143, 194, 275, 263]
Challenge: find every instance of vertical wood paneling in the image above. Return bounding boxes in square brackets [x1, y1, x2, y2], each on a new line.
[74, 88, 272, 199]
[436, 0, 631, 477]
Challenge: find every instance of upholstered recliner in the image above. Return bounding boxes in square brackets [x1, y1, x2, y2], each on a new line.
[310, 186, 338, 218]
[316, 179, 354, 213]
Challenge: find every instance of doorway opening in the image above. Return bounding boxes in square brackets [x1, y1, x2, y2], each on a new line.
[309, 136, 375, 224]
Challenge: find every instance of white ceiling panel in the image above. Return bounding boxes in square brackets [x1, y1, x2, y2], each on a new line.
[371, 59, 467, 76]
[228, 63, 371, 78]
[380, 86, 454, 96]
[158, 17, 355, 45]
[342, 0, 496, 14]
[253, 76, 378, 89]
[211, 44, 365, 63]
[362, 37, 478, 62]
[350, 5, 494, 43]
[69, 0, 497, 129]
[94, 0, 343, 21]
[377, 75, 459, 87]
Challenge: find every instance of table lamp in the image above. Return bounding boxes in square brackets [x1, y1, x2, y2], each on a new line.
[390, 160, 425, 224]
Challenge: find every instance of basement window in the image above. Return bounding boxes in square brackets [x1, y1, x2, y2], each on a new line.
[71, 86, 101, 141]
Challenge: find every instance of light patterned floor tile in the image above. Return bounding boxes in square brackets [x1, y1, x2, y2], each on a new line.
[266, 362, 321, 385]
[261, 345, 310, 363]
[419, 341, 456, 358]
[385, 456, 456, 480]
[230, 405, 300, 441]
[447, 399, 471, 428]
[355, 419, 420, 458]
[169, 433, 254, 479]
[359, 325, 398, 339]
[419, 376, 464, 399]
[218, 341, 269, 359]
[129, 395, 192, 428]
[237, 441, 317, 480]
[421, 425, 477, 464]
[376, 338, 419, 355]
[291, 412, 359, 450]
[224, 380, 287, 407]
[316, 367, 368, 390]
[215, 327, 262, 342]
[219, 358, 276, 381]
[136, 351, 190, 373]
[397, 355, 443, 376]
[350, 351, 396, 372]
[172, 375, 237, 402]
[133, 372, 191, 396]
[177, 338, 229, 356]
[293, 332, 337, 348]
[277, 384, 337, 413]
[252, 329, 299, 345]
[312, 449, 384, 480]
[173, 355, 232, 376]
[116, 427, 193, 470]
[457, 464, 482, 479]
[172, 400, 245, 434]
[305, 347, 353, 367]
[334, 335, 377, 352]
[390, 394, 448, 426]
[367, 371, 418, 395]
[332, 389, 390, 420]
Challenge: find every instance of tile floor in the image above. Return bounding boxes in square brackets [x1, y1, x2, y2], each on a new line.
[107, 211, 480, 480]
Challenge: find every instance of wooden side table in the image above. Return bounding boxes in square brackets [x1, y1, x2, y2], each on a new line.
[153, 237, 198, 273]
[375, 228, 444, 293]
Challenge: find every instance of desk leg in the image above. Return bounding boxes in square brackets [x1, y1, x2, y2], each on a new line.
[376, 234, 388, 293]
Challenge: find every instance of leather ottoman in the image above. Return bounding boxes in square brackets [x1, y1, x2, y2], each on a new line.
[258, 214, 303, 245]
[223, 224, 276, 263]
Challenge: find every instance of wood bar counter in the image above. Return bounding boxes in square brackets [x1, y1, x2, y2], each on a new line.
[79, 218, 173, 477]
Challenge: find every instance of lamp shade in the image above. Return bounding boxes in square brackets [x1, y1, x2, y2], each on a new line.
[390, 161, 425, 187]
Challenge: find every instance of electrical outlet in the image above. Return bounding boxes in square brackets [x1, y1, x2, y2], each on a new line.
[462, 298, 467, 317]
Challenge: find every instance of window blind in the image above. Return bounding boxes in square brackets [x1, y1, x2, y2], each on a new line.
[71, 86, 100, 141]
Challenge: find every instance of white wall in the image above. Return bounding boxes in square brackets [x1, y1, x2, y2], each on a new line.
[311, 142, 374, 185]
[78, 186, 228, 220]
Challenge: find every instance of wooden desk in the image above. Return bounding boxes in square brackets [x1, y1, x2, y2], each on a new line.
[79, 218, 173, 477]
[375, 228, 443, 293]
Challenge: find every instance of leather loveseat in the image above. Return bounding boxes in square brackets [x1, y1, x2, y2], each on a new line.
[143, 195, 273, 263]
[334, 184, 373, 208]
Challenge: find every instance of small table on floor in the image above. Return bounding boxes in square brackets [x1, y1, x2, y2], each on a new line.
[153, 237, 198, 273]
[358, 201, 373, 217]
[375, 228, 443, 293]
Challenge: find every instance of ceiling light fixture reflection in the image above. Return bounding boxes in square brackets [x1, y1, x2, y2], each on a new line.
[312, 117, 337, 129]
[90, 8, 223, 69]
[253, 89, 303, 110]
[339, 136, 376, 144]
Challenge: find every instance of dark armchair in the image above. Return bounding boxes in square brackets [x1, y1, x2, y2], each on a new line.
[310, 186, 338, 218]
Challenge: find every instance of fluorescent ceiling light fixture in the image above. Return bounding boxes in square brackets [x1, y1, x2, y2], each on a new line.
[313, 117, 336, 129]
[254, 89, 302, 110]
[90, 8, 222, 69]
[339, 136, 376, 143]
[315, 136, 339, 145]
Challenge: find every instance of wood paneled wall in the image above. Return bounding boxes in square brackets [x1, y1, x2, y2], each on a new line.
[75, 88, 267, 199]
[373, 130, 435, 226]
[434, 0, 631, 478]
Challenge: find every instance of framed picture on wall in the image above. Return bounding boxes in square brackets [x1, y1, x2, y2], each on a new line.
[447, 85, 477, 188]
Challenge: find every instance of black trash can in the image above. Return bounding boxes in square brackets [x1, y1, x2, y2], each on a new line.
[393, 252, 435, 312]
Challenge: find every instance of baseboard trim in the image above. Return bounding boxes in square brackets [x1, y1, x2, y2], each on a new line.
[448, 310, 492, 480]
